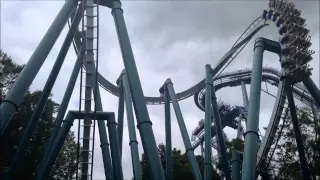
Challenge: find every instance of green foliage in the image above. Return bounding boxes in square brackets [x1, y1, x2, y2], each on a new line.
[271, 107, 320, 179]
[0, 49, 80, 179]
[140, 143, 220, 180]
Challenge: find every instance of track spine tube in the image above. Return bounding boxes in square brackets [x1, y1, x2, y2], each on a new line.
[286, 83, 311, 180]
[165, 79, 203, 180]
[35, 45, 84, 179]
[0, 0, 78, 135]
[302, 76, 320, 107]
[204, 64, 213, 180]
[4, 7, 82, 179]
[231, 150, 241, 180]
[92, 64, 115, 180]
[38, 112, 75, 180]
[116, 76, 125, 159]
[242, 37, 265, 180]
[121, 70, 142, 180]
[111, 1, 165, 179]
[106, 113, 124, 180]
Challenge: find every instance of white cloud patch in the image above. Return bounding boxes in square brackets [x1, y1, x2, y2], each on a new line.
[1, 0, 319, 179]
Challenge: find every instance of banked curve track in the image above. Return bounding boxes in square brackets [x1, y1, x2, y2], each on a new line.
[68, 0, 316, 177]
[69, 8, 270, 104]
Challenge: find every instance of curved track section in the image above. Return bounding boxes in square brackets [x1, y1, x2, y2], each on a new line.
[194, 67, 314, 111]
[70, 10, 270, 104]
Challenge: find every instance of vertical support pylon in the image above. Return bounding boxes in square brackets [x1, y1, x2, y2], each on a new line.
[209, 69, 231, 180]
[242, 38, 264, 180]
[92, 65, 114, 180]
[4, 5, 82, 179]
[204, 64, 213, 180]
[231, 150, 241, 180]
[116, 78, 125, 158]
[0, 0, 78, 135]
[111, 1, 165, 179]
[35, 45, 85, 180]
[159, 79, 173, 180]
[121, 70, 142, 180]
[164, 78, 203, 180]
[37, 113, 75, 180]
[106, 114, 124, 180]
[286, 83, 311, 180]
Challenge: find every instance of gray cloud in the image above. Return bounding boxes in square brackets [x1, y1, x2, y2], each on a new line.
[1, 0, 319, 179]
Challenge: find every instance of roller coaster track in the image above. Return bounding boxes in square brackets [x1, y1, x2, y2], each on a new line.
[193, 66, 316, 172]
[69, 12, 269, 105]
[68, 1, 316, 178]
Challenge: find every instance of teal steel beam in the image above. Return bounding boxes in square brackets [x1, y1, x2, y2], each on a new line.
[231, 150, 241, 180]
[111, 1, 165, 179]
[116, 79, 124, 158]
[92, 65, 115, 180]
[165, 79, 203, 180]
[121, 70, 142, 180]
[106, 113, 124, 180]
[0, 0, 78, 135]
[38, 112, 75, 180]
[204, 65, 213, 180]
[209, 70, 231, 180]
[4, 7, 82, 179]
[35, 45, 84, 179]
[286, 83, 311, 180]
[159, 80, 173, 180]
[242, 38, 265, 180]
[241, 81, 249, 109]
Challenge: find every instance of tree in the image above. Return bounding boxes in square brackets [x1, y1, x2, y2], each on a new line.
[271, 107, 320, 179]
[0, 49, 80, 179]
[140, 143, 220, 180]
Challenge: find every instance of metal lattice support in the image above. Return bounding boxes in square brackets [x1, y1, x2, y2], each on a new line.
[1, 0, 318, 179]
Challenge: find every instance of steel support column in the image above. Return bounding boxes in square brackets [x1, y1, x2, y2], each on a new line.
[0, 0, 78, 135]
[204, 64, 213, 180]
[92, 65, 115, 180]
[111, 1, 165, 179]
[286, 83, 311, 180]
[231, 150, 241, 180]
[210, 73, 231, 180]
[242, 38, 264, 180]
[35, 45, 85, 179]
[107, 114, 124, 180]
[116, 79, 125, 158]
[37, 113, 75, 180]
[241, 81, 249, 108]
[161, 80, 173, 180]
[165, 79, 202, 180]
[121, 70, 142, 180]
[4, 7, 82, 179]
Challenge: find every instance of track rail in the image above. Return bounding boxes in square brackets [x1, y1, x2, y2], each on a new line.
[69, 11, 269, 104]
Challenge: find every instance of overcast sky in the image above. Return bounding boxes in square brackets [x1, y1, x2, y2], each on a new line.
[1, 0, 319, 179]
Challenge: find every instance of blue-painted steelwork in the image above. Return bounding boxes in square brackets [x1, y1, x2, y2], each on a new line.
[4, 6, 82, 179]
[165, 79, 203, 180]
[204, 65, 213, 180]
[35, 45, 85, 180]
[121, 70, 142, 180]
[242, 38, 265, 180]
[286, 84, 311, 180]
[2, 0, 318, 179]
[0, 0, 78, 135]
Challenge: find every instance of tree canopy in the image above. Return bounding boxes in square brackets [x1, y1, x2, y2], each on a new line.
[0, 49, 80, 179]
[140, 143, 220, 180]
